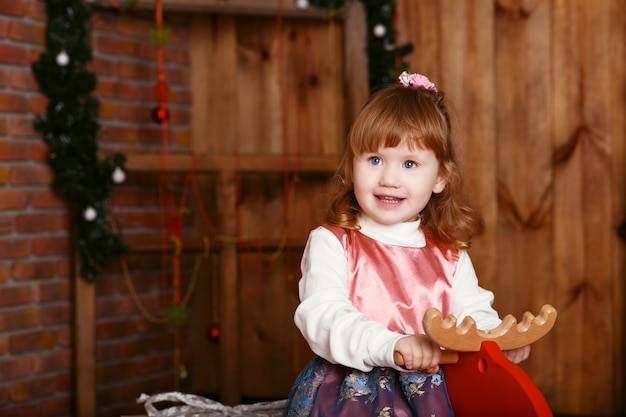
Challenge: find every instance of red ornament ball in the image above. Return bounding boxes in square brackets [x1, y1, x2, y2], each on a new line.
[151, 106, 169, 123]
[207, 324, 220, 342]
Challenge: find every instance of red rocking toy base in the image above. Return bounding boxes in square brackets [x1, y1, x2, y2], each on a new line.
[444, 341, 552, 417]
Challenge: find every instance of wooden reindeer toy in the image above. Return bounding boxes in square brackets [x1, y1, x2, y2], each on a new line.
[395, 304, 558, 417]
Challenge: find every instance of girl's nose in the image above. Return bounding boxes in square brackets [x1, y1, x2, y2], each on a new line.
[379, 166, 399, 187]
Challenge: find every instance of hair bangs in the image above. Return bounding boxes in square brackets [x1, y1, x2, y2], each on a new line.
[349, 95, 449, 159]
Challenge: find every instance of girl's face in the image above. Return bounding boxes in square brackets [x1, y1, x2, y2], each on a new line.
[352, 142, 446, 225]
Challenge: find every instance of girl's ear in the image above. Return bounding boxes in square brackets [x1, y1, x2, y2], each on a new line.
[432, 166, 448, 194]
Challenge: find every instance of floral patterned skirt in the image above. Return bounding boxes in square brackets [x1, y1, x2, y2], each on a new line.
[283, 356, 454, 417]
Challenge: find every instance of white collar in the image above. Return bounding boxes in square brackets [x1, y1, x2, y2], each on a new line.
[357, 215, 425, 248]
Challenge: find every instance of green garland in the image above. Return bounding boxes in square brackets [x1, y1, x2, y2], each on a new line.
[32, 0, 126, 282]
[309, 0, 413, 90]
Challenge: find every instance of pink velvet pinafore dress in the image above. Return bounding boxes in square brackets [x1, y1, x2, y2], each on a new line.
[283, 225, 459, 417]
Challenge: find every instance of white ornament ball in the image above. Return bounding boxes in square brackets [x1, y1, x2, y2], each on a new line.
[56, 50, 70, 66]
[295, 0, 309, 9]
[373, 24, 387, 38]
[112, 167, 126, 184]
[83, 206, 97, 222]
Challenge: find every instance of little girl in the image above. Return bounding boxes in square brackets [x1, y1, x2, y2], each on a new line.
[283, 72, 530, 417]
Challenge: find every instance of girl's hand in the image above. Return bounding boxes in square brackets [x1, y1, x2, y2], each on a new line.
[503, 345, 531, 364]
[394, 334, 442, 373]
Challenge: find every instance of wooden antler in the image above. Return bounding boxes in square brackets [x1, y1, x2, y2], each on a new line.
[393, 304, 557, 367]
[424, 304, 557, 352]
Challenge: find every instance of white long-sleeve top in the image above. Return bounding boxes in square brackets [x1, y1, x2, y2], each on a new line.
[294, 215, 502, 372]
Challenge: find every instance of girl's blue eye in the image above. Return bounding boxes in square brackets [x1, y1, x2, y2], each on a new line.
[369, 156, 382, 165]
[403, 160, 417, 168]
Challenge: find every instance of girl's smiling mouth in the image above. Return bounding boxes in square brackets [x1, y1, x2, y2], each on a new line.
[376, 195, 403, 204]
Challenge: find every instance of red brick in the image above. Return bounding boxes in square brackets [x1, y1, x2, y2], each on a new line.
[136, 125, 167, 144]
[28, 46, 45, 62]
[0, 166, 9, 184]
[31, 235, 68, 257]
[10, 68, 38, 91]
[31, 189, 65, 209]
[10, 164, 52, 185]
[116, 103, 154, 123]
[95, 34, 139, 57]
[35, 349, 72, 374]
[0, 214, 14, 234]
[94, 272, 122, 296]
[0, 336, 7, 355]
[11, 260, 58, 281]
[37, 280, 71, 302]
[91, 56, 117, 76]
[0, 238, 30, 258]
[136, 42, 157, 61]
[97, 79, 153, 101]
[92, 11, 118, 31]
[15, 212, 62, 233]
[171, 128, 191, 146]
[0, 92, 28, 112]
[39, 304, 70, 326]
[111, 189, 158, 207]
[97, 320, 129, 339]
[0, 66, 7, 87]
[0, 403, 38, 417]
[30, 94, 48, 114]
[168, 107, 190, 125]
[117, 60, 155, 81]
[9, 116, 37, 138]
[96, 79, 117, 98]
[169, 24, 191, 45]
[9, 20, 45, 44]
[170, 88, 192, 105]
[116, 15, 154, 38]
[96, 297, 138, 318]
[0, 140, 32, 160]
[55, 327, 71, 348]
[0, 263, 8, 283]
[165, 67, 189, 86]
[39, 394, 72, 416]
[9, 330, 57, 353]
[115, 210, 161, 229]
[0, 285, 34, 307]
[30, 141, 48, 162]
[27, 0, 46, 21]
[99, 100, 118, 119]
[0, 189, 29, 209]
[0, 0, 27, 16]
[0, 44, 29, 66]
[98, 355, 170, 384]
[0, 307, 39, 332]
[56, 259, 70, 277]
[100, 124, 140, 144]
[11, 373, 70, 402]
[173, 47, 190, 66]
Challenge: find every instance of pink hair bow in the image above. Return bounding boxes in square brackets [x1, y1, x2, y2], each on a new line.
[398, 71, 437, 92]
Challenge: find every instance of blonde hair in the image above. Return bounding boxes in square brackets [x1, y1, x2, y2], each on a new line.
[326, 84, 483, 249]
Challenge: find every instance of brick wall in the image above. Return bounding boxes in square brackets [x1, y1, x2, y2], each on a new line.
[0, 1, 193, 416]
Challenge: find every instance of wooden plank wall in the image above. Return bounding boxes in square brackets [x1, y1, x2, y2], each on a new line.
[189, 10, 351, 404]
[396, 1, 626, 415]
